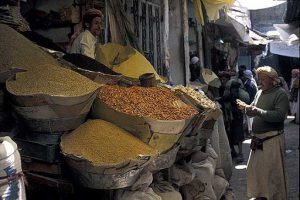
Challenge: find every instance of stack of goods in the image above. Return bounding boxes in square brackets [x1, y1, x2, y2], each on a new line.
[0, 23, 60, 133]
[5, 64, 99, 179]
[6, 64, 100, 133]
[92, 85, 198, 164]
[60, 119, 158, 189]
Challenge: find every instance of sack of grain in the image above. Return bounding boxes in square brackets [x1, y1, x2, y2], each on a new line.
[217, 115, 233, 180]
[95, 43, 166, 84]
[92, 85, 198, 153]
[6, 64, 100, 107]
[146, 145, 180, 172]
[115, 187, 162, 200]
[0, 24, 58, 79]
[152, 181, 182, 200]
[60, 120, 158, 189]
[6, 64, 100, 132]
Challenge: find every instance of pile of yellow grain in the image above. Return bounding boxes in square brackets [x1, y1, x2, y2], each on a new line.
[0, 24, 59, 73]
[98, 85, 198, 120]
[6, 64, 100, 97]
[60, 120, 157, 166]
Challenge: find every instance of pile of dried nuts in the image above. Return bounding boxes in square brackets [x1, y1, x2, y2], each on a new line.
[174, 85, 216, 109]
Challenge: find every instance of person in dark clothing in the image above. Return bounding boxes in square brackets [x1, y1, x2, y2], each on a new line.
[229, 80, 245, 163]
[241, 70, 258, 138]
[189, 56, 201, 82]
[242, 70, 258, 103]
[238, 65, 247, 79]
[217, 72, 247, 163]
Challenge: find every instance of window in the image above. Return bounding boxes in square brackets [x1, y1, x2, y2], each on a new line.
[131, 0, 163, 75]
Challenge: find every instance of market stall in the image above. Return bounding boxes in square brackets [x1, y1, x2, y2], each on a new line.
[0, 23, 232, 200]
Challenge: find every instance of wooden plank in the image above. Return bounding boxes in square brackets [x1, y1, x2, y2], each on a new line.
[163, 0, 170, 80]
[182, 0, 190, 85]
[22, 160, 62, 175]
[25, 172, 74, 194]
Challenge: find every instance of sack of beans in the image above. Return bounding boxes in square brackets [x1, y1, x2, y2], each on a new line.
[92, 85, 198, 153]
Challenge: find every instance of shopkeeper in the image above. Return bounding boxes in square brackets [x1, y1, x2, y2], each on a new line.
[67, 8, 104, 59]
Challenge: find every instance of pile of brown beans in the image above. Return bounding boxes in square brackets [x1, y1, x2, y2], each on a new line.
[98, 85, 198, 120]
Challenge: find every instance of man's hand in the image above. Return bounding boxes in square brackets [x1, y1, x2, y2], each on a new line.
[236, 99, 260, 116]
[236, 99, 249, 111]
[246, 106, 260, 117]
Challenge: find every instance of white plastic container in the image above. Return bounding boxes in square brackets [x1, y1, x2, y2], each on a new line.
[0, 136, 26, 199]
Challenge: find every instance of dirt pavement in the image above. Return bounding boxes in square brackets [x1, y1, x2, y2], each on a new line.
[229, 118, 299, 200]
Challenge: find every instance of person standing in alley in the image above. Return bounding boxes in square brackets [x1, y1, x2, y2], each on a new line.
[289, 69, 299, 123]
[217, 71, 249, 163]
[189, 56, 202, 82]
[237, 66, 289, 200]
[242, 70, 257, 104]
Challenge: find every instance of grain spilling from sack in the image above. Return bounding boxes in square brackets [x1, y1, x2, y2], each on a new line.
[99, 85, 198, 120]
[60, 120, 157, 166]
[0, 23, 59, 72]
[95, 43, 165, 82]
[174, 85, 216, 109]
[6, 64, 100, 96]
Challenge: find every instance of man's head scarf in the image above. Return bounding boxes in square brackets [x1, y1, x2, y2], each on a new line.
[256, 66, 280, 85]
[243, 70, 253, 80]
[82, 8, 104, 30]
[291, 69, 299, 77]
[84, 8, 104, 18]
[191, 56, 199, 64]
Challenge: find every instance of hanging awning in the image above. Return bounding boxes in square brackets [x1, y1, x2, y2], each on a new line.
[233, 0, 286, 10]
[249, 30, 270, 45]
[270, 40, 299, 58]
[193, 0, 236, 25]
[273, 23, 300, 39]
[215, 14, 269, 45]
[269, 23, 299, 58]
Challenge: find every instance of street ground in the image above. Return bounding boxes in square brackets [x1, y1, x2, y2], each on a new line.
[230, 117, 299, 200]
